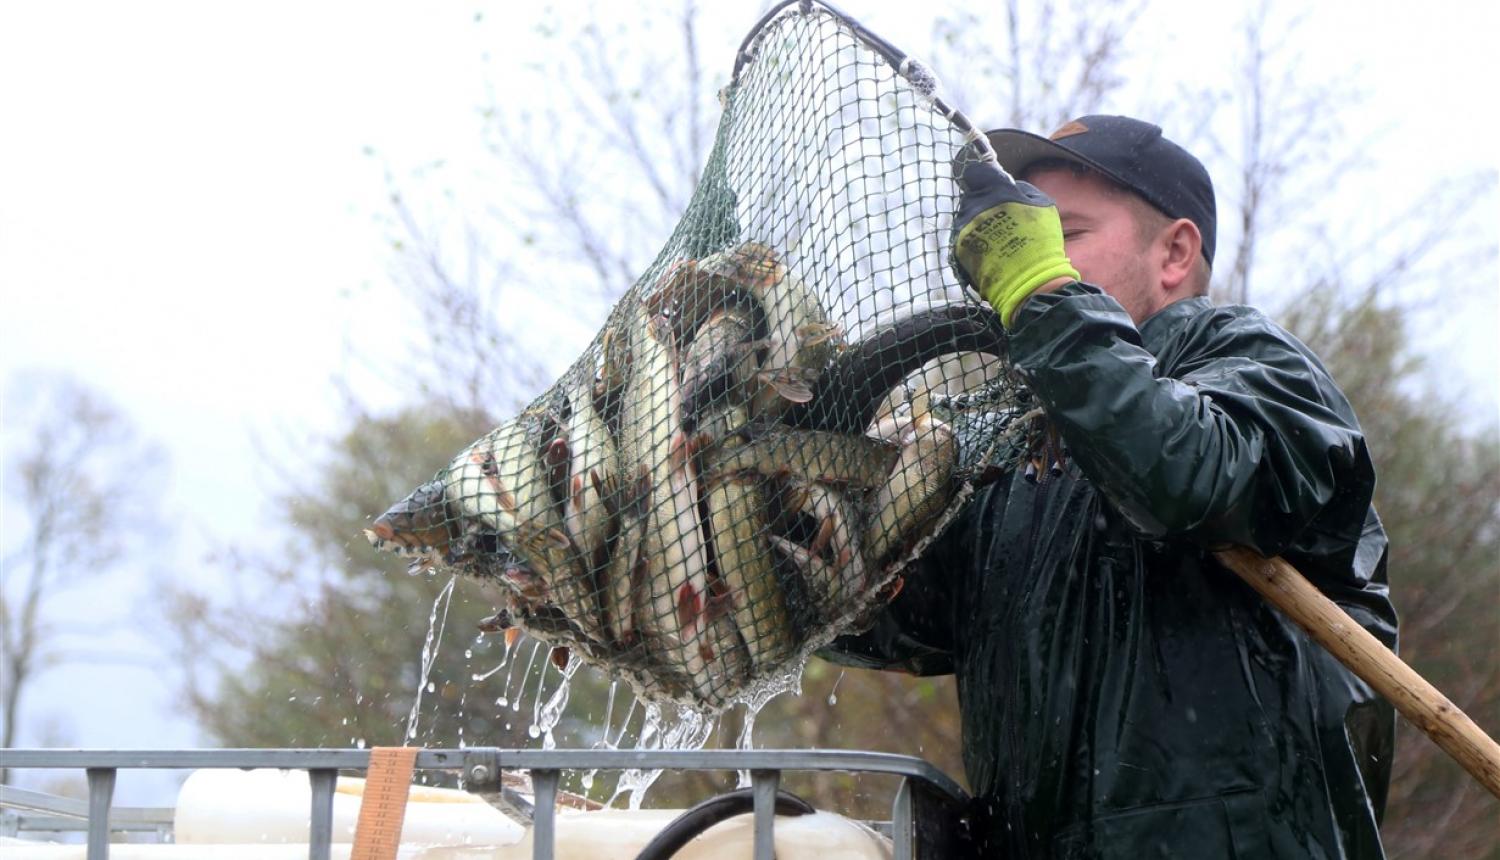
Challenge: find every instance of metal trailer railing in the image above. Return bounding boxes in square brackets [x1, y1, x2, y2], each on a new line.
[0, 748, 971, 860]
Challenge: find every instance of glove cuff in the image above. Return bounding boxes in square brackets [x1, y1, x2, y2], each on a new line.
[997, 258, 1080, 327]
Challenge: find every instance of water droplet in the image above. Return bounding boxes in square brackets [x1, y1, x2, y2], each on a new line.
[528, 725, 541, 739]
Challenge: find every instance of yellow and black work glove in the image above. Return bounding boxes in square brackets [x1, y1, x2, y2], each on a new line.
[951, 160, 1079, 327]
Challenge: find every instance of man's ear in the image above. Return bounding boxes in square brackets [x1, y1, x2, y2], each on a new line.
[1160, 218, 1202, 294]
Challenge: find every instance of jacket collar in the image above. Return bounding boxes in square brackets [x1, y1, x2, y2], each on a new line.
[1138, 296, 1212, 355]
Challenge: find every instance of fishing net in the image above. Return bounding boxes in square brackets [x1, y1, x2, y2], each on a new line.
[368, 0, 1035, 709]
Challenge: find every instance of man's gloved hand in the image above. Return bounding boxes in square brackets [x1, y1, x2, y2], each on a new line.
[951, 159, 1079, 327]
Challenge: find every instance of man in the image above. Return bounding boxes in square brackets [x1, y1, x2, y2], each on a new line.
[825, 116, 1398, 857]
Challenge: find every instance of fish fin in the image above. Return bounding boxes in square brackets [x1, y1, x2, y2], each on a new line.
[503, 566, 547, 600]
[495, 490, 518, 515]
[882, 575, 905, 601]
[705, 577, 734, 621]
[676, 582, 702, 631]
[629, 467, 653, 517]
[668, 432, 690, 473]
[796, 321, 841, 347]
[833, 546, 854, 573]
[807, 515, 837, 558]
[769, 535, 812, 567]
[781, 483, 810, 516]
[504, 627, 522, 648]
[759, 368, 814, 403]
[477, 610, 512, 633]
[591, 469, 618, 517]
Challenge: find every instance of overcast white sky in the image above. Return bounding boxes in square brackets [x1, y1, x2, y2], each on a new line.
[2, 0, 1497, 806]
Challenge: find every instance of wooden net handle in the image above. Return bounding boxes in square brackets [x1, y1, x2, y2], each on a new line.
[1216, 548, 1500, 799]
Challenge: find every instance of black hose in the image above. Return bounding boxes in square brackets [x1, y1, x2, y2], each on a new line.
[633, 787, 816, 860]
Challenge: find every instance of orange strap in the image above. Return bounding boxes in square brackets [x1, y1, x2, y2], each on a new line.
[351, 746, 418, 860]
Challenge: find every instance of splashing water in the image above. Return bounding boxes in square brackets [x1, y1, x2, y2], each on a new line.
[404, 575, 457, 743]
[734, 669, 806, 788]
[534, 654, 583, 751]
[408, 601, 814, 810]
[611, 703, 717, 810]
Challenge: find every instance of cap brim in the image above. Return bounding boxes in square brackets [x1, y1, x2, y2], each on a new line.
[985, 128, 1128, 189]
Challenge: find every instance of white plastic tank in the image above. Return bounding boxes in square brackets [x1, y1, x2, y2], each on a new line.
[2, 769, 893, 858]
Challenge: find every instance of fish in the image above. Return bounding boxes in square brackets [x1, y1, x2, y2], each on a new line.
[695, 241, 842, 420]
[617, 305, 748, 701]
[365, 479, 457, 563]
[862, 411, 958, 566]
[703, 469, 797, 671]
[770, 478, 867, 617]
[602, 465, 650, 647]
[441, 417, 607, 645]
[703, 426, 899, 490]
[653, 242, 841, 421]
[556, 374, 617, 577]
[679, 306, 763, 432]
[593, 320, 631, 437]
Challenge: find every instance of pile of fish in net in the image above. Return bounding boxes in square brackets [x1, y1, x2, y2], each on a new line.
[367, 0, 1037, 709]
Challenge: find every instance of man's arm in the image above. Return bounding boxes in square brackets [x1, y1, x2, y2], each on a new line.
[1009, 282, 1376, 562]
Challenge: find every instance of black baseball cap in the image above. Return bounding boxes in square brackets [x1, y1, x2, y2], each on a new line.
[986, 115, 1217, 265]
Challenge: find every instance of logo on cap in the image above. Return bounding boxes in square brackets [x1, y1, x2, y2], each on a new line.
[1049, 120, 1089, 140]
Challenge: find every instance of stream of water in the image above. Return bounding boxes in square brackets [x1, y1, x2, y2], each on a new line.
[404, 587, 814, 809]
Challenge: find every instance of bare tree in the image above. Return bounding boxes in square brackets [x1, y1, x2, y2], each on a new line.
[931, 0, 1146, 134]
[1, 373, 164, 782]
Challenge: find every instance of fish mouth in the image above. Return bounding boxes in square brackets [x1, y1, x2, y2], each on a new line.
[365, 479, 458, 562]
[364, 514, 527, 581]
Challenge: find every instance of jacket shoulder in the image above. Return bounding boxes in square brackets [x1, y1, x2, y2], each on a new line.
[1152, 301, 1356, 420]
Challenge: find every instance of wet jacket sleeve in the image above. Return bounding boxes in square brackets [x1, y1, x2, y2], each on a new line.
[1007, 283, 1376, 562]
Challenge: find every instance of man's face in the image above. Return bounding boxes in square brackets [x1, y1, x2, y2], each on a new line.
[1025, 167, 1163, 324]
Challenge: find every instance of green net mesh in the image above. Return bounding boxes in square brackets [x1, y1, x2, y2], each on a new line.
[368, 2, 1036, 709]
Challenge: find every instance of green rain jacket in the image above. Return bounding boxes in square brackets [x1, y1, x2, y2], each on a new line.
[825, 283, 1398, 859]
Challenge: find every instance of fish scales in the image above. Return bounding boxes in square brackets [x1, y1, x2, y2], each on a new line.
[863, 413, 957, 566]
[444, 418, 606, 645]
[704, 471, 797, 670]
[559, 375, 615, 581]
[707, 427, 899, 489]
